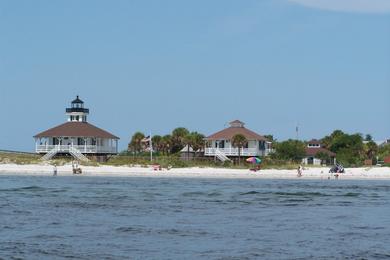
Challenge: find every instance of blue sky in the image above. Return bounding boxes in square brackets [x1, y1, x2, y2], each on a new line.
[0, 0, 389, 152]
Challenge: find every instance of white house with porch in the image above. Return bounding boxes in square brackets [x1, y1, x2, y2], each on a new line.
[34, 96, 119, 161]
[302, 139, 336, 166]
[204, 120, 272, 161]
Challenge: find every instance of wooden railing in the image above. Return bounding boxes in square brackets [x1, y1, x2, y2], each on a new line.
[36, 145, 117, 154]
[205, 148, 256, 156]
[204, 147, 273, 157]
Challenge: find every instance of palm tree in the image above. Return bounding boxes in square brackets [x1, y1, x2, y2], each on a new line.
[364, 141, 378, 160]
[152, 135, 162, 153]
[232, 134, 247, 165]
[161, 135, 172, 156]
[128, 132, 145, 155]
[183, 133, 194, 160]
[171, 127, 189, 154]
[190, 132, 205, 157]
[182, 132, 205, 160]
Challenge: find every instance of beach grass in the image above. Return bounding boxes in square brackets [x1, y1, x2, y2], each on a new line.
[0, 152, 41, 164]
[105, 155, 304, 170]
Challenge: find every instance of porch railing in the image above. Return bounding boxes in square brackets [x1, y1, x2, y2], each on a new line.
[204, 148, 274, 157]
[204, 148, 257, 156]
[36, 145, 117, 154]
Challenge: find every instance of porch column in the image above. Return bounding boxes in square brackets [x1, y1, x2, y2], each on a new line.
[59, 137, 63, 150]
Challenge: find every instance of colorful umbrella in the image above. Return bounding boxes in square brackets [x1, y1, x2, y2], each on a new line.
[246, 157, 261, 164]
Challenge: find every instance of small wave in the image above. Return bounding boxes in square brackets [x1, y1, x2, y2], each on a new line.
[342, 192, 360, 197]
[116, 226, 146, 234]
[156, 228, 209, 237]
[29, 234, 63, 240]
[282, 199, 310, 202]
[207, 192, 222, 197]
[13, 209, 32, 215]
[283, 203, 299, 207]
[0, 186, 46, 192]
[182, 191, 206, 197]
[274, 191, 328, 197]
[240, 191, 261, 195]
[59, 201, 113, 209]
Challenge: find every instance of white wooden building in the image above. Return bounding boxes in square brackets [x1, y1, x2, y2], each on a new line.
[204, 120, 272, 161]
[302, 139, 336, 165]
[34, 96, 119, 161]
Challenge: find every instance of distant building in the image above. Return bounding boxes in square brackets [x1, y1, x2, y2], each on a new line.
[384, 156, 390, 164]
[302, 139, 336, 166]
[204, 120, 272, 161]
[180, 145, 201, 160]
[379, 139, 390, 147]
[34, 96, 119, 161]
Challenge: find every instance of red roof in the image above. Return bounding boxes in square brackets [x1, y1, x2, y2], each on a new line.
[306, 147, 336, 157]
[206, 126, 267, 141]
[34, 122, 119, 139]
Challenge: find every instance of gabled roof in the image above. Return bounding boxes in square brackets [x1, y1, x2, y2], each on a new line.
[206, 125, 268, 141]
[180, 145, 200, 153]
[34, 122, 119, 139]
[305, 147, 336, 157]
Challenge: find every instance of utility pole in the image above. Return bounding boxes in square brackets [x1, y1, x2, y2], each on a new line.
[150, 131, 153, 162]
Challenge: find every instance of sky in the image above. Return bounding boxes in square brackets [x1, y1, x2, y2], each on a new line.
[0, 0, 389, 152]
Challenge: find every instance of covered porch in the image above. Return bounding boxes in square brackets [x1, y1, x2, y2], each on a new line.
[35, 136, 118, 154]
[205, 140, 273, 157]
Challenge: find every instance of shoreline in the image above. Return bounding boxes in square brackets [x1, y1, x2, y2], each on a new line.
[0, 163, 389, 180]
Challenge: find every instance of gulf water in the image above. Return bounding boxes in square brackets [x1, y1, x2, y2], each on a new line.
[1, 175, 390, 259]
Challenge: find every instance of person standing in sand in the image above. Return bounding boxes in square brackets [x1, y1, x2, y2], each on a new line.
[297, 165, 303, 177]
[53, 164, 57, 176]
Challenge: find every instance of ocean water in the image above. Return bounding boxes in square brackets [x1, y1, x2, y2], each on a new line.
[1, 175, 390, 260]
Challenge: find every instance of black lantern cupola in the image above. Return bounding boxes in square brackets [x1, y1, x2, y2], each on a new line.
[66, 96, 89, 122]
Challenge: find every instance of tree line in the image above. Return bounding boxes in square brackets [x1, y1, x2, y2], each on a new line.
[127, 128, 254, 164]
[272, 130, 388, 166]
[127, 128, 389, 167]
[127, 128, 205, 156]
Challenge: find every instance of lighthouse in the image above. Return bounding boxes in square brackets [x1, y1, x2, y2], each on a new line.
[34, 96, 119, 161]
[66, 96, 89, 122]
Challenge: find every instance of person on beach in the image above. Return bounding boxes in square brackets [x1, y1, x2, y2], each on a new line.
[53, 164, 57, 176]
[297, 165, 303, 177]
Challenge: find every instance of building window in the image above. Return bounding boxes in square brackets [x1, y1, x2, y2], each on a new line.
[259, 141, 265, 150]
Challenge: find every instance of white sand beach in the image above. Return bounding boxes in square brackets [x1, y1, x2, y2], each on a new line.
[0, 163, 389, 179]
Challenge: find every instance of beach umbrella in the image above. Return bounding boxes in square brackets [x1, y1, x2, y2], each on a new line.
[246, 157, 261, 164]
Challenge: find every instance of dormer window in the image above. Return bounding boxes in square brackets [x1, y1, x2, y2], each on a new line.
[308, 141, 321, 148]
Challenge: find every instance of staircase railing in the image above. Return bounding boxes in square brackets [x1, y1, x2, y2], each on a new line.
[69, 146, 90, 162]
[41, 146, 60, 161]
[215, 149, 231, 162]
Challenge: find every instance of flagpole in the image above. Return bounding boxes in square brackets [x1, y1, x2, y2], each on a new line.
[150, 131, 153, 162]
